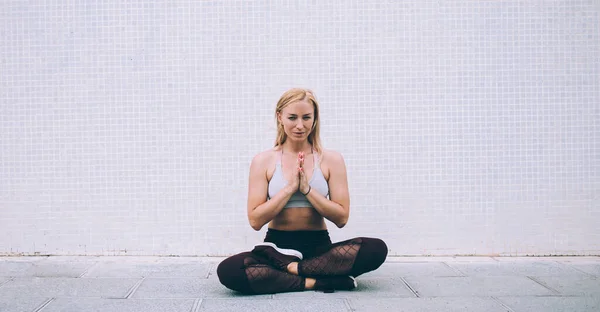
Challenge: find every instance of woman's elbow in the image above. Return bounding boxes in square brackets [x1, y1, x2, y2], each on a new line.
[248, 216, 263, 231]
[335, 216, 349, 228]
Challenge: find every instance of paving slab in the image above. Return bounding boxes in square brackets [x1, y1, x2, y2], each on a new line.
[563, 264, 600, 277]
[403, 276, 555, 297]
[533, 276, 600, 296]
[448, 261, 588, 277]
[360, 262, 462, 278]
[0, 293, 50, 312]
[84, 259, 211, 278]
[206, 268, 219, 281]
[0, 257, 48, 262]
[273, 277, 415, 299]
[498, 296, 600, 312]
[386, 256, 496, 263]
[0, 257, 96, 278]
[1, 256, 599, 312]
[87, 256, 164, 263]
[198, 298, 349, 312]
[0, 277, 140, 298]
[347, 297, 509, 312]
[27, 261, 95, 278]
[493, 257, 598, 262]
[131, 278, 272, 299]
[0, 260, 39, 277]
[501, 256, 600, 263]
[548, 257, 600, 277]
[41, 298, 197, 312]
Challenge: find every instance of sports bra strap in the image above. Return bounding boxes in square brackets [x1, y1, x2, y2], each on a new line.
[275, 148, 283, 165]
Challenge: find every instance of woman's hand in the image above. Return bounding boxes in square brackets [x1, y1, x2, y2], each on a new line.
[298, 152, 310, 195]
[284, 153, 301, 193]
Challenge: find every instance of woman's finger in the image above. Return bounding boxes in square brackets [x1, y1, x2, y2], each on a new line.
[298, 152, 304, 167]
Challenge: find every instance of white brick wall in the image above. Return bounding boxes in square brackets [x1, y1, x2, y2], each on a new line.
[1, 1, 599, 256]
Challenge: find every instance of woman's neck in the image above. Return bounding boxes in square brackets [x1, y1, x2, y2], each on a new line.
[281, 141, 312, 154]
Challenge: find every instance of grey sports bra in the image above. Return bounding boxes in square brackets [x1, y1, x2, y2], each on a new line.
[267, 148, 329, 208]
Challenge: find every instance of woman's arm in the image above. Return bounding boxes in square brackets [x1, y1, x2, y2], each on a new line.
[246, 152, 297, 231]
[304, 150, 350, 228]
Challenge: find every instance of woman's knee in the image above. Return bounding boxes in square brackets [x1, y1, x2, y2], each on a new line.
[216, 253, 254, 294]
[351, 237, 388, 276]
[365, 237, 388, 265]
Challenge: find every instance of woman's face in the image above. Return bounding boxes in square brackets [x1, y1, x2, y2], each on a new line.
[278, 100, 315, 142]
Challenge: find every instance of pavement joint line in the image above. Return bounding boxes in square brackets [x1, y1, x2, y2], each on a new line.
[559, 262, 597, 278]
[32, 297, 55, 312]
[441, 261, 466, 276]
[343, 298, 355, 312]
[124, 277, 146, 299]
[490, 296, 516, 312]
[205, 262, 214, 279]
[191, 298, 202, 312]
[400, 276, 420, 298]
[526, 276, 561, 295]
[77, 261, 99, 278]
[0, 277, 14, 288]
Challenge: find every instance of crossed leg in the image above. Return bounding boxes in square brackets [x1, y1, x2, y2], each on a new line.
[217, 251, 307, 294]
[295, 237, 388, 277]
[217, 237, 387, 295]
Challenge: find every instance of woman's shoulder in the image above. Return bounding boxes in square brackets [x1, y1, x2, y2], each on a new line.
[321, 149, 344, 161]
[250, 147, 279, 167]
[320, 148, 345, 164]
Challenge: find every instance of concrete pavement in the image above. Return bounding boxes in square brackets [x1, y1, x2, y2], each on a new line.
[1, 256, 599, 311]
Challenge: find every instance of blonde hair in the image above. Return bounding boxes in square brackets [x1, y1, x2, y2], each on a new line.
[274, 88, 323, 155]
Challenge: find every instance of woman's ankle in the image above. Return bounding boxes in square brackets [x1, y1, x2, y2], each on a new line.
[304, 277, 316, 290]
[286, 262, 299, 275]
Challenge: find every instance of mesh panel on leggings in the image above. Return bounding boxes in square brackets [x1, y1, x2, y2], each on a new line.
[298, 238, 362, 277]
[244, 258, 305, 294]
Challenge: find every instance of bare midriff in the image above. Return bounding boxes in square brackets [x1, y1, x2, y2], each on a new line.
[269, 207, 327, 231]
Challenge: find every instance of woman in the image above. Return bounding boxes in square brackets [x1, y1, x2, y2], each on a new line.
[217, 88, 388, 294]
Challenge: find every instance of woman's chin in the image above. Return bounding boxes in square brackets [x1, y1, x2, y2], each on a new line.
[288, 135, 306, 141]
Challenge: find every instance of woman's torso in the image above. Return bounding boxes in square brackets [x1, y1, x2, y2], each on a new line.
[266, 147, 330, 231]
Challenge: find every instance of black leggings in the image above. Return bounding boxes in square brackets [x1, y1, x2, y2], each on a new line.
[217, 229, 388, 295]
